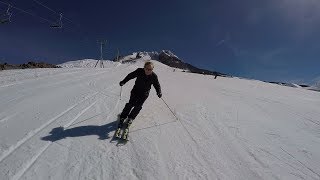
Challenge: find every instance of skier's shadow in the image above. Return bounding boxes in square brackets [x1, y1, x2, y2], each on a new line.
[41, 120, 118, 142]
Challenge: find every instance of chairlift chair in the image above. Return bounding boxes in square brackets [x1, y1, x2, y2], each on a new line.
[50, 13, 63, 28]
[0, 5, 12, 24]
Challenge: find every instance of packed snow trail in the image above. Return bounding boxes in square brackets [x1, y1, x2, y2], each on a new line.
[0, 60, 320, 180]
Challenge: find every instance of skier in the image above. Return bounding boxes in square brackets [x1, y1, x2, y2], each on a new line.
[116, 61, 162, 139]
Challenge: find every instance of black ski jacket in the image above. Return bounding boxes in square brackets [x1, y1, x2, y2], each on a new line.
[121, 68, 161, 96]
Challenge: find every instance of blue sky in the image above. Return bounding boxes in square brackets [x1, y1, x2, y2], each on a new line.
[0, 0, 320, 84]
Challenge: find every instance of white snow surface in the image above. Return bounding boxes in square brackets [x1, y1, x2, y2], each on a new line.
[1, 59, 320, 180]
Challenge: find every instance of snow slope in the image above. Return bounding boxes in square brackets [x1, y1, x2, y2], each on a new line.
[1, 59, 320, 180]
[58, 59, 120, 68]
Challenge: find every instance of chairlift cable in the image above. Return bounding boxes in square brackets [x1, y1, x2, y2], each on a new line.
[31, 0, 75, 24]
[32, 0, 58, 14]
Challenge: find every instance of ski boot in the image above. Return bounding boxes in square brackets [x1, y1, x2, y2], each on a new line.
[122, 118, 133, 140]
[115, 117, 125, 138]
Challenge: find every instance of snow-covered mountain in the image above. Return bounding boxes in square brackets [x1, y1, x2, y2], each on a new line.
[115, 51, 167, 63]
[308, 80, 320, 92]
[1, 59, 320, 179]
[268, 81, 320, 92]
[115, 50, 226, 76]
[115, 51, 159, 62]
[268, 82, 301, 88]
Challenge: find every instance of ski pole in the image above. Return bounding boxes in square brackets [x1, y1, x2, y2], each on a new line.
[161, 98, 198, 143]
[161, 97, 178, 120]
[120, 86, 122, 100]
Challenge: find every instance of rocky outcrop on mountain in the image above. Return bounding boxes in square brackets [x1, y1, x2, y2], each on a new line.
[0, 61, 60, 70]
[158, 50, 226, 76]
[158, 50, 186, 69]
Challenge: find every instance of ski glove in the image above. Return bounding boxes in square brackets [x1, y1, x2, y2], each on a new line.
[157, 92, 162, 98]
[119, 81, 124, 86]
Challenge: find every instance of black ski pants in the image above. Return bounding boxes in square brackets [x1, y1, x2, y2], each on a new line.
[120, 91, 148, 120]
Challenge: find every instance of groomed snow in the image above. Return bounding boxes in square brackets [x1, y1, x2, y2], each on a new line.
[0, 59, 320, 180]
[58, 59, 120, 68]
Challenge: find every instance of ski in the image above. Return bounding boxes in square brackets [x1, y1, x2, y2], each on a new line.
[112, 117, 131, 142]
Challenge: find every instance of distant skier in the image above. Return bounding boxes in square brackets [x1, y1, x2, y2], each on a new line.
[118, 61, 162, 129]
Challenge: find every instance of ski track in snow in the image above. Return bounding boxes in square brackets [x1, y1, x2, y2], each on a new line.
[1, 60, 320, 180]
[0, 113, 18, 124]
[0, 92, 99, 164]
[11, 98, 101, 180]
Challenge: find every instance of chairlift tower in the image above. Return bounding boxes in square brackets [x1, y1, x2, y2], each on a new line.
[95, 40, 107, 68]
